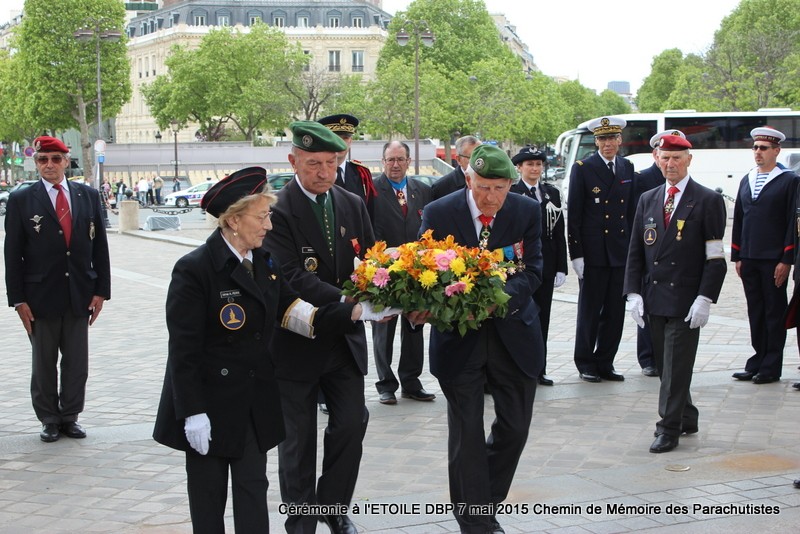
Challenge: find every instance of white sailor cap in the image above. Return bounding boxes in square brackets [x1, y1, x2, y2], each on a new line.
[649, 129, 687, 149]
[750, 126, 786, 145]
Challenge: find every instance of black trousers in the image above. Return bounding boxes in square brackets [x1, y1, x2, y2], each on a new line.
[438, 323, 537, 534]
[532, 270, 555, 376]
[185, 421, 268, 534]
[372, 316, 424, 394]
[650, 315, 700, 437]
[740, 259, 788, 377]
[30, 312, 89, 424]
[277, 349, 368, 534]
[637, 314, 656, 369]
[574, 265, 625, 374]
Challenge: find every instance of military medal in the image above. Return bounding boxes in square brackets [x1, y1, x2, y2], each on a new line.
[304, 257, 318, 272]
[89, 221, 96, 240]
[644, 218, 657, 245]
[513, 241, 525, 270]
[220, 303, 246, 330]
[676, 219, 685, 241]
[479, 228, 490, 250]
[30, 215, 43, 234]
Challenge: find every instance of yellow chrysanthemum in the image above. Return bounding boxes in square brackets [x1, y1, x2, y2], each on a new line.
[490, 269, 508, 282]
[388, 262, 405, 273]
[449, 257, 466, 276]
[364, 264, 377, 283]
[459, 276, 475, 294]
[419, 270, 438, 288]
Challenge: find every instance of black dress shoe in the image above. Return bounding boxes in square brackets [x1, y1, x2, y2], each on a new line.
[401, 389, 436, 401]
[641, 366, 659, 377]
[579, 372, 601, 383]
[793, 382, 800, 390]
[489, 515, 505, 533]
[649, 434, 679, 453]
[60, 422, 86, 439]
[40, 423, 60, 443]
[682, 424, 699, 435]
[794, 479, 800, 489]
[321, 514, 357, 534]
[319, 403, 330, 415]
[599, 370, 625, 381]
[752, 374, 779, 384]
[379, 392, 397, 405]
[732, 371, 755, 381]
[538, 375, 554, 386]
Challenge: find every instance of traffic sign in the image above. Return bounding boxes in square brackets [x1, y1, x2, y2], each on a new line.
[94, 139, 107, 153]
[23, 146, 35, 157]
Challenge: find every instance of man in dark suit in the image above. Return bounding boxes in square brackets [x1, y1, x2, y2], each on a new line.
[319, 113, 378, 222]
[418, 144, 544, 534]
[730, 127, 798, 385]
[510, 146, 567, 386]
[568, 116, 635, 382]
[624, 135, 727, 453]
[633, 130, 688, 378]
[371, 140, 436, 404]
[4, 136, 110, 443]
[264, 121, 376, 534]
[431, 135, 481, 200]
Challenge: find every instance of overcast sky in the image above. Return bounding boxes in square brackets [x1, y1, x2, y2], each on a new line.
[2, 0, 744, 94]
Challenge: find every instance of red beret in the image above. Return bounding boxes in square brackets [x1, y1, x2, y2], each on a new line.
[658, 135, 692, 151]
[33, 136, 69, 153]
[201, 166, 268, 217]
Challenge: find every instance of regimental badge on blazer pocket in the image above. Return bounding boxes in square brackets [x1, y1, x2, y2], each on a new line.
[302, 246, 319, 273]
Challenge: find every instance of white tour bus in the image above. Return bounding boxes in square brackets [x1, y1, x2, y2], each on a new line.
[556, 109, 800, 206]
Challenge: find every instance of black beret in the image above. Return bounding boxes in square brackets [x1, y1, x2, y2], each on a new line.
[201, 166, 268, 217]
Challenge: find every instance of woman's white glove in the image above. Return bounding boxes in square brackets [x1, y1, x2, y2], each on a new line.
[358, 301, 402, 321]
[626, 293, 645, 328]
[571, 258, 585, 280]
[684, 296, 712, 329]
[185, 413, 211, 455]
[553, 272, 567, 288]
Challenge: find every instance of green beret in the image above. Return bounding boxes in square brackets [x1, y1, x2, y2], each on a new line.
[469, 145, 517, 179]
[290, 121, 347, 152]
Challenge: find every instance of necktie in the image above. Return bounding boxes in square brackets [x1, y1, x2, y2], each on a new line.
[533, 185, 540, 202]
[607, 161, 615, 176]
[336, 167, 344, 187]
[316, 193, 334, 255]
[396, 189, 408, 216]
[53, 183, 72, 247]
[753, 172, 768, 199]
[478, 214, 493, 249]
[664, 186, 679, 227]
[241, 258, 254, 278]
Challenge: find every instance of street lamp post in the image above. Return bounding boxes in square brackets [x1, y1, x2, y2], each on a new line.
[170, 120, 180, 184]
[74, 23, 120, 189]
[396, 21, 435, 175]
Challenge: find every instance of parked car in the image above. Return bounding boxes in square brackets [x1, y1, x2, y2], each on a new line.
[0, 180, 39, 216]
[267, 172, 295, 191]
[162, 180, 217, 208]
[409, 174, 441, 188]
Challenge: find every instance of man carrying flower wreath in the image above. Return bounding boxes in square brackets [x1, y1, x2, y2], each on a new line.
[415, 144, 545, 534]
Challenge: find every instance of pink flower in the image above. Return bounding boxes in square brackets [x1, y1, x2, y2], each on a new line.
[435, 250, 457, 271]
[389, 249, 401, 260]
[445, 281, 467, 296]
[372, 268, 390, 288]
[350, 273, 358, 283]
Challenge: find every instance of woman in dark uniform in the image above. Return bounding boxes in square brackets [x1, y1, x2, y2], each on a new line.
[153, 167, 391, 533]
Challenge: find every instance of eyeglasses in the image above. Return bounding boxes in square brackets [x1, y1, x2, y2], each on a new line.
[457, 153, 470, 159]
[383, 157, 409, 164]
[752, 145, 774, 151]
[242, 211, 273, 223]
[35, 155, 65, 164]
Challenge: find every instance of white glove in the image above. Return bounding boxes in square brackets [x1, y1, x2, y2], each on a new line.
[185, 413, 211, 455]
[554, 272, 567, 288]
[358, 301, 402, 321]
[571, 258, 585, 280]
[626, 293, 645, 328]
[684, 296, 712, 329]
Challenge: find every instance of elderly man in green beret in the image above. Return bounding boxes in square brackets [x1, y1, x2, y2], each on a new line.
[417, 145, 544, 534]
[264, 121, 379, 534]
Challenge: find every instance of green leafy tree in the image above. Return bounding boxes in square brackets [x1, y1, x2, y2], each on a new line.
[597, 90, 632, 116]
[636, 49, 686, 112]
[14, 0, 130, 183]
[557, 81, 600, 127]
[143, 23, 306, 141]
[285, 65, 365, 122]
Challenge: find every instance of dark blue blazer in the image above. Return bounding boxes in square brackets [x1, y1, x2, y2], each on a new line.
[4, 179, 110, 318]
[567, 152, 635, 266]
[419, 189, 544, 380]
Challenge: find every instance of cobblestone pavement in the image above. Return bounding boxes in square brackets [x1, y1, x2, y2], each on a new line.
[0, 207, 798, 533]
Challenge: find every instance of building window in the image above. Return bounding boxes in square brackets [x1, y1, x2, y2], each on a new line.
[217, 14, 230, 27]
[352, 50, 364, 72]
[328, 50, 341, 72]
[273, 16, 284, 28]
[352, 16, 363, 28]
[249, 13, 262, 25]
[303, 50, 311, 72]
[328, 16, 340, 28]
[297, 16, 309, 28]
[194, 15, 206, 26]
